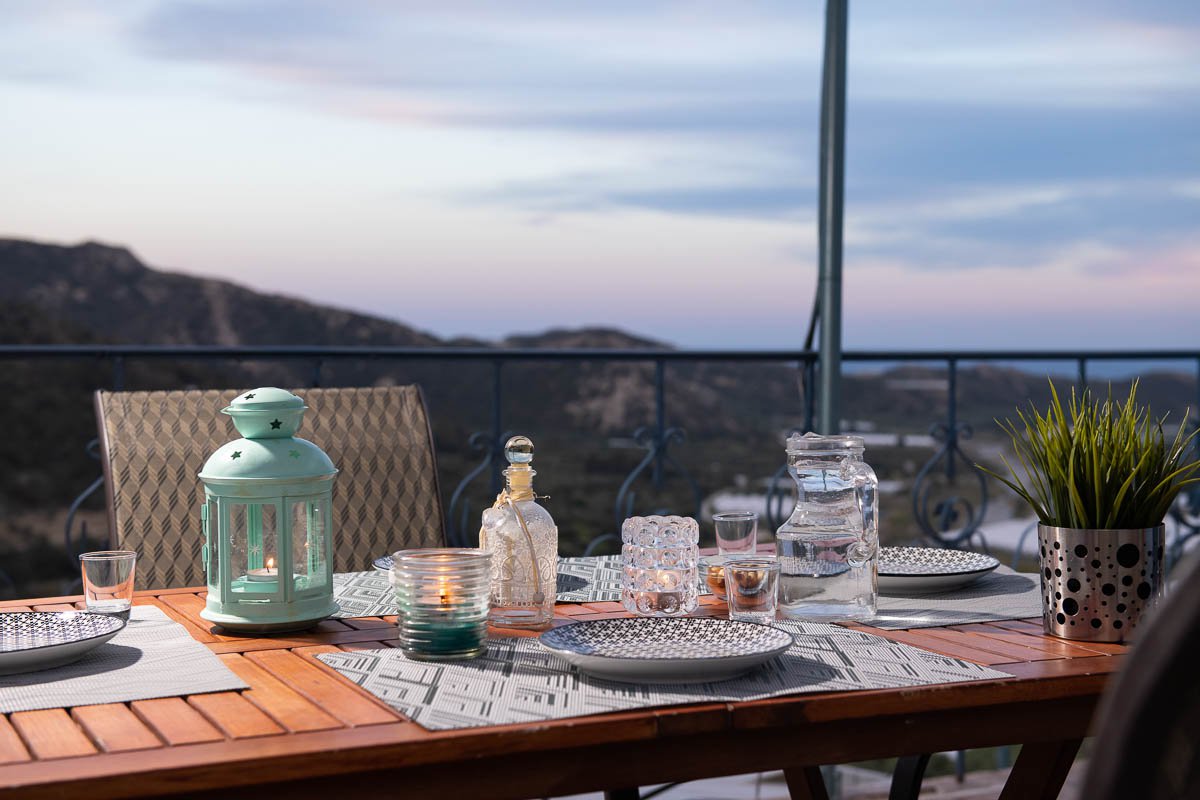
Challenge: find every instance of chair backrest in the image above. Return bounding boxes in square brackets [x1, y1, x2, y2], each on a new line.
[1082, 550, 1200, 800]
[96, 386, 446, 589]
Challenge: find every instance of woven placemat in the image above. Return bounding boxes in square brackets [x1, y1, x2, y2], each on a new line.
[317, 619, 1008, 730]
[867, 568, 1043, 630]
[0, 605, 247, 714]
[333, 555, 711, 617]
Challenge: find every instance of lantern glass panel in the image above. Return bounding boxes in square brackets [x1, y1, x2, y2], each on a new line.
[290, 497, 330, 594]
[205, 496, 219, 594]
[229, 502, 280, 599]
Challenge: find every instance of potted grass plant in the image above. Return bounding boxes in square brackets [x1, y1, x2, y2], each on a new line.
[981, 380, 1200, 642]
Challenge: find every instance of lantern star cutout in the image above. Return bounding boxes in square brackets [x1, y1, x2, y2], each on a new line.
[231, 451, 242, 459]
[244, 393, 256, 399]
[270, 418, 282, 429]
[289, 449, 301, 459]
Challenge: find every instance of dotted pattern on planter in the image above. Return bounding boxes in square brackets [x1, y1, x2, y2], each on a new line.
[1038, 528, 1163, 642]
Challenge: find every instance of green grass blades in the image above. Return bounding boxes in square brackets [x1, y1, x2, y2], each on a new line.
[978, 379, 1200, 529]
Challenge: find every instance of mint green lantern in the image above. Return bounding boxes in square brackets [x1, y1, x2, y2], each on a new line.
[199, 388, 339, 633]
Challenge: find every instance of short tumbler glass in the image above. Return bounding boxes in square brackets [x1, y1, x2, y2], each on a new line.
[80, 551, 137, 620]
[713, 511, 758, 555]
[392, 548, 491, 661]
[724, 557, 779, 624]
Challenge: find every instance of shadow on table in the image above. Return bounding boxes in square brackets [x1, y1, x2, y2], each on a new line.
[1, 643, 144, 686]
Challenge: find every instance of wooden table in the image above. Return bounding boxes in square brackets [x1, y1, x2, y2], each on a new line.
[0, 588, 1126, 800]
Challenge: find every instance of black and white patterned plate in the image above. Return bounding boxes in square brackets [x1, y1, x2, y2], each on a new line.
[538, 617, 793, 684]
[878, 547, 1000, 593]
[373, 555, 394, 572]
[0, 611, 126, 675]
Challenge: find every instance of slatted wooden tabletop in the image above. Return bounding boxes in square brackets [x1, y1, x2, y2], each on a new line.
[0, 588, 1127, 800]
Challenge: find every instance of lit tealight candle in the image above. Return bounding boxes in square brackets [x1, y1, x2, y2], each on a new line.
[248, 557, 278, 582]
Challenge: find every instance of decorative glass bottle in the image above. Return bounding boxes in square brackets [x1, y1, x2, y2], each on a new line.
[775, 432, 879, 621]
[479, 436, 558, 629]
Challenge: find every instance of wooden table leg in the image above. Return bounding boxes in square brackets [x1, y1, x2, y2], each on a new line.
[784, 766, 830, 800]
[998, 739, 1083, 800]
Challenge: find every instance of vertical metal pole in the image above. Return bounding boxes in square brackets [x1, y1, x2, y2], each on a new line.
[817, 0, 849, 434]
[945, 359, 958, 481]
[653, 360, 665, 489]
[490, 360, 504, 495]
[803, 359, 817, 433]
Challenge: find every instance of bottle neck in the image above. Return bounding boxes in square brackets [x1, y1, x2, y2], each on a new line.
[504, 464, 536, 502]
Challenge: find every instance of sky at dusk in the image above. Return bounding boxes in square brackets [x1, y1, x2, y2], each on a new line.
[2, 1, 1198, 349]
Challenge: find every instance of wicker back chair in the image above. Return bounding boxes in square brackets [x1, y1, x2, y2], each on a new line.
[95, 386, 446, 589]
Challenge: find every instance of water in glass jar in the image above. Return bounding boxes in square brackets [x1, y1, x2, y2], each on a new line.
[777, 530, 875, 620]
[775, 432, 878, 621]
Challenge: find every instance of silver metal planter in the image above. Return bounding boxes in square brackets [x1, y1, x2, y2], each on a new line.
[1038, 524, 1165, 643]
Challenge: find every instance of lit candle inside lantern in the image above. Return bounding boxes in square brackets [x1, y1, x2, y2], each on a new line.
[248, 557, 278, 582]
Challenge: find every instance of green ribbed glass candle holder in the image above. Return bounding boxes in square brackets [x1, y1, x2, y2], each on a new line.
[392, 548, 491, 661]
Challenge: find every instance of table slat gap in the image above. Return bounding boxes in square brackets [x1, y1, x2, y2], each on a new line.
[985, 620, 1130, 656]
[839, 625, 1011, 666]
[10, 708, 98, 760]
[0, 715, 32, 764]
[134, 596, 218, 643]
[245, 647, 401, 727]
[339, 617, 394, 630]
[157, 594, 238, 642]
[917, 628, 1063, 662]
[217, 653, 344, 734]
[71, 704, 164, 753]
[187, 693, 286, 739]
[963, 623, 1111, 658]
[129, 698, 225, 746]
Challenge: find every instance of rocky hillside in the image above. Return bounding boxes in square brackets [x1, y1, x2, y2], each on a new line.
[0, 238, 440, 347]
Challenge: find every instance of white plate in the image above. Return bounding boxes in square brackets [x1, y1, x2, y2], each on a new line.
[878, 547, 1000, 593]
[538, 617, 793, 684]
[0, 611, 126, 675]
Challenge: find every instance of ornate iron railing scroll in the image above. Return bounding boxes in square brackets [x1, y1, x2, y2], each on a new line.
[911, 359, 989, 550]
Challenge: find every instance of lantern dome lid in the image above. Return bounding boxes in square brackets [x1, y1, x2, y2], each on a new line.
[223, 388, 307, 439]
[199, 437, 336, 484]
[226, 387, 305, 412]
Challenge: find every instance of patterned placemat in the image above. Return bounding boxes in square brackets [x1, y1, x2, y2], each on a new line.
[316, 619, 1008, 730]
[0, 606, 247, 714]
[333, 556, 712, 617]
[867, 568, 1042, 630]
[332, 571, 396, 618]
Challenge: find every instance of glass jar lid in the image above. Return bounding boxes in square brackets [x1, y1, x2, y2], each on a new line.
[785, 431, 865, 453]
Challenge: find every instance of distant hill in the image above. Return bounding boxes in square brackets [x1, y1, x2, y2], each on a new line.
[0, 238, 439, 347]
[0, 237, 1194, 596]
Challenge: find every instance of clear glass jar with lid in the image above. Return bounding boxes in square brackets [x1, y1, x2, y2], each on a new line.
[775, 432, 878, 620]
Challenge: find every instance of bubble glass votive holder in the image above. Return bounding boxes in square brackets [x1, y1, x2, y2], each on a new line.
[621, 515, 700, 617]
[392, 548, 490, 661]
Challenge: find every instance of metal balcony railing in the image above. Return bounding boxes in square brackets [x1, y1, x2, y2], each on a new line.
[2, 344, 1199, 595]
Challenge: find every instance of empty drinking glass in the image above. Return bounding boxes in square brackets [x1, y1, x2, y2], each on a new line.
[80, 551, 137, 620]
[713, 511, 758, 555]
[724, 557, 779, 624]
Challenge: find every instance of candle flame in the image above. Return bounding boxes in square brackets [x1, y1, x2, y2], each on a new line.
[266, 557, 275, 569]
